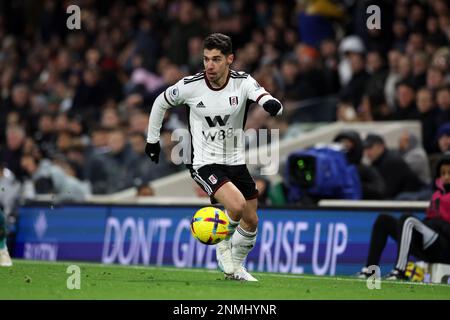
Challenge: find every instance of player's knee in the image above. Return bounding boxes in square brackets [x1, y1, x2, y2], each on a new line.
[228, 198, 246, 217]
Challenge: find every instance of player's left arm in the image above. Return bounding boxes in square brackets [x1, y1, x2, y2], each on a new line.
[245, 75, 283, 117]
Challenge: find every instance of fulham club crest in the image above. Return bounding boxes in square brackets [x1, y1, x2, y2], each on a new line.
[208, 174, 218, 185]
[229, 96, 238, 107]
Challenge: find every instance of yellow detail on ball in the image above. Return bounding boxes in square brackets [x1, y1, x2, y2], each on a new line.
[405, 261, 425, 282]
[190, 207, 230, 245]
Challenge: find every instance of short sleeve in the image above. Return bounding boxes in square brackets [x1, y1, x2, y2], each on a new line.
[245, 75, 270, 104]
[163, 79, 187, 107]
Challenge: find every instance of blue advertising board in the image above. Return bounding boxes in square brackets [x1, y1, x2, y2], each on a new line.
[14, 204, 425, 276]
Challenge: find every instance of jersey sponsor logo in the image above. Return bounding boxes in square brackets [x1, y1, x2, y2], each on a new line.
[229, 96, 238, 107]
[202, 127, 234, 141]
[254, 80, 261, 90]
[205, 115, 230, 127]
[196, 101, 206, 108]
[208, 174, 218, 185]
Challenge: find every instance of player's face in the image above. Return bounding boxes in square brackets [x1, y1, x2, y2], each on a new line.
[440, 164, 450, 184]
[203, 49, 233, 84]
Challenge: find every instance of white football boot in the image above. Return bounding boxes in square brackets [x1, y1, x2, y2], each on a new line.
[216, 239, 235, 276]
[0, 248, 13, 267]
[232, 265, 258, 282]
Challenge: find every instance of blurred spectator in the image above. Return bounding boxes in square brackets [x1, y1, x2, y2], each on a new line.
[431, 47, 450, 79]
[392, 19, 408, 52]
[416, 87, 439, 153]
[294, 44, 329, 99]
[296, 0, 345, 47]
[320, 38, 341, 94]
[338, 35, 365, 86]
[127, 110, 149, 136]
[336, 97, 357, 122]
[436, 123, 450, 154]
[427, 66, 446, 91]
[436, 85, 450, 126]
[398, 130, 431, 186]
[279, 57, 302, 102]
[34, 112, 57, 158]
[20, 154, 90, 202]
[359, 94, 391, 121]
[339, 49, 369, 109]
[128, 131, 176, 183]
[391, 81, 419, 120]
[384, 49, 402, 110]
[85, 128, 138, 194]
[0, 125, 26, 181]
[166, 0, 208, 66]
[334, 130, 386, 199]
[71, 67, 107, 127]
[411, 51, 429, 89]
[100, 107, 122, 129]
[134, 178, 155, 197]
[365, 51, 388, 99]
[363, 133, 424, 199]
[397, 54, 412, 83]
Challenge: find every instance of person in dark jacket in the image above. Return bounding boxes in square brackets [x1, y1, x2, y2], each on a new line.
[339, 51, 370, 108]
[363, 133, 424, 199]
[391, 80, 420, 120]
[416, 87, 439, 153]
[0, 125, 26, 181]
[358, 152, 450, 280]
[333, 130, 386, 199]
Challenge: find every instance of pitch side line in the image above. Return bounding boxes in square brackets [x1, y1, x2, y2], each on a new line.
[14, 260, 450, 288]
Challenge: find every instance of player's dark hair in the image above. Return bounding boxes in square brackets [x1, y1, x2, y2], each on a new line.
[203, 33, 232, 56]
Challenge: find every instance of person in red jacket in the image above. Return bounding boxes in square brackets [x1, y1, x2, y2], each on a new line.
[358, 152, 450, 280]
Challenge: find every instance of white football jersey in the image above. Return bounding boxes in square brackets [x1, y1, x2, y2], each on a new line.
[148, 70, 276, 170]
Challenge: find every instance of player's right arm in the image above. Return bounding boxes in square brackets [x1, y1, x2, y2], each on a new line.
[145, 81, 186, 163]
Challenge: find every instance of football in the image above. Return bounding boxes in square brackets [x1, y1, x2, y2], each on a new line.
[190, 207, 229, 245]
[405, 261, 426, 282]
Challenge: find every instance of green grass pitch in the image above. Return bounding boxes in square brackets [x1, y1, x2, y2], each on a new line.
[0, 260, 449, 300]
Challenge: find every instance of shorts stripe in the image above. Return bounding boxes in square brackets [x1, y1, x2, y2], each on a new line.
[193, 171, 213, 195]
[194, 172, 213, 194]
[193, 176, 212, 195]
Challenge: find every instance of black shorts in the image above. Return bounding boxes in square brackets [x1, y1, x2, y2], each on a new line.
[190, 164, 258, 204]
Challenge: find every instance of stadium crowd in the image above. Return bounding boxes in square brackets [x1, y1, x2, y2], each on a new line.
[0, 0, 450, 210]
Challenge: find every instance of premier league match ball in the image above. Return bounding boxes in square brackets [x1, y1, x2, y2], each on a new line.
[190, 207, 229, 245]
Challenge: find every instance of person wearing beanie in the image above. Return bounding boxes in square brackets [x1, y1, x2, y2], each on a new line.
[436, 122, 450, 153]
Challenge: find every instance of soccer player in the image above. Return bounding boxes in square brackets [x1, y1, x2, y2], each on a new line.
[358, 152, 450, 280]
[145, 33, 282, 281]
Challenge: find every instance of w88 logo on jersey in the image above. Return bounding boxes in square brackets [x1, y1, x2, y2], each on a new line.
[202, 128, 235, 142]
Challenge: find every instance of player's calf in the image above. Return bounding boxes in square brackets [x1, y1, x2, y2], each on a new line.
[216, 210, 239, 275]
[231, 225, 257, 270]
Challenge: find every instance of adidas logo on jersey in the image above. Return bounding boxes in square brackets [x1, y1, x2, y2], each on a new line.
[196, 101, 206, 108]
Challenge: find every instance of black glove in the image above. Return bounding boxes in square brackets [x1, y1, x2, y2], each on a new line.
[145, 142, 161, 164]
[262, 99, 282, 117]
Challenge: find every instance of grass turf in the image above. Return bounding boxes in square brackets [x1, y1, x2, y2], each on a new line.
[0, 260, 449, 300]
